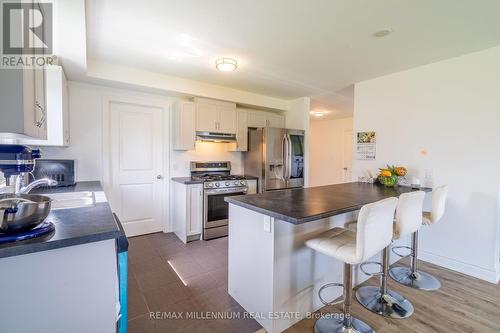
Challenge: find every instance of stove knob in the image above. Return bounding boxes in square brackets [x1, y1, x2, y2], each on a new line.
[207, 183, 213, 188]
[240, 180, 246, 186]
[233, 181, 238, 186]
[225, 182, 230, 186]
[215, 182, 220, 187]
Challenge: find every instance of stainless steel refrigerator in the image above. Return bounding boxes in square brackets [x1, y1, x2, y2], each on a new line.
[244, 127, 305, 192]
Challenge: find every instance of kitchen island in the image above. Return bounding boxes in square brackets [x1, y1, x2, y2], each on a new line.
[225, 182, 429, 333]
[0, 182, 127, 333]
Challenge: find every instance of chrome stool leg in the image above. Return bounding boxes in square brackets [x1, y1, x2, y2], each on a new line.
[356, 248, 414, 319]
[389, 231, 441, 291]
[315, 263, 374, 333]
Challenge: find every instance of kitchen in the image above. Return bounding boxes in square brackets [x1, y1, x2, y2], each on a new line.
[1, 1, 500, 333]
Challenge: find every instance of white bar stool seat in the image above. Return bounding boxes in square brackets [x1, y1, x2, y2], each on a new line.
[356, 191, 425, 319]
[389, 185, 448, 291]
[305, 197, 398, 333]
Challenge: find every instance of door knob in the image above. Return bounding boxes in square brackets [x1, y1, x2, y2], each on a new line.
[156, 175, 163, 180]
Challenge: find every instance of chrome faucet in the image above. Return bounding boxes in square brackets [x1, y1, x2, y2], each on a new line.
[16, 177, 58, 194]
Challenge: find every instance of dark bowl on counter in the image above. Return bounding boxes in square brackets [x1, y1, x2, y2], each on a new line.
[0, 194, 52, 233]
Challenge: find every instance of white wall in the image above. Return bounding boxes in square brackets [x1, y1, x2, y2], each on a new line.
[39, 82, 244, 181]
[353, 46, 500, 282]
[309, 117, 353, 186]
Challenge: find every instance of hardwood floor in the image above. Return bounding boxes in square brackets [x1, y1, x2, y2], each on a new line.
[286, 258, 500, 333]
[128, 232, 500, 333]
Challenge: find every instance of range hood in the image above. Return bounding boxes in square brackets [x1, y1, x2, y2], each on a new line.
[196, 131, 236, 143]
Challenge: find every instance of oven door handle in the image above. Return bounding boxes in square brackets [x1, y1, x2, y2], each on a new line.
[204, 188, 248, 195]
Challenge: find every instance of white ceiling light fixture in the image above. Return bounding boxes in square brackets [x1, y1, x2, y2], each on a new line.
[310, 110, 328, 117]
[215, 57, 238, 72]
[373, 28, 393, 38]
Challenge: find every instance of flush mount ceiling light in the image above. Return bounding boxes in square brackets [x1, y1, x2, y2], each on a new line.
[215, 57, 238, 72]
[373, 28, 393, 38]
[310, 111, 327, 117]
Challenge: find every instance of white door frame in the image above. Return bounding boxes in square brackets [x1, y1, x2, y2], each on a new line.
[102, 94, 172, 233]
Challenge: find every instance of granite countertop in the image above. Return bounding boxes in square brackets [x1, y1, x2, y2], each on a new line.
[0, 181, 127, 259]
[225, 182, 431, 224]
[172, 175, 259, 184]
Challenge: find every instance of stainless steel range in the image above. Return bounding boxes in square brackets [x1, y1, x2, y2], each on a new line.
[190, 161, 248, 240]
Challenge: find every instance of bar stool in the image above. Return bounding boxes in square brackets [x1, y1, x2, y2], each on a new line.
[389, 185, 448, 291]
[356, 191, 425, 319]
[305, 197, 398, 333]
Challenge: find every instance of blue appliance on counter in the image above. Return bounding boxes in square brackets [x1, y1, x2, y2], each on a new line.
[0, 144, 55, 243]
[0, 144, 41, 184]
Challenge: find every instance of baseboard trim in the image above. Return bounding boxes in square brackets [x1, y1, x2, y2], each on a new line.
[419, 250, 498, 283]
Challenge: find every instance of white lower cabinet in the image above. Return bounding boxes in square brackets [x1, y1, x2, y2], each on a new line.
[172, 182, 203, 243]
[187, 184, 203, 236]
[247, 179, 258, 194]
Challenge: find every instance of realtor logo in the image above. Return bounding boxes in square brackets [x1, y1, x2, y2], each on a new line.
[1, 1, 53, 68]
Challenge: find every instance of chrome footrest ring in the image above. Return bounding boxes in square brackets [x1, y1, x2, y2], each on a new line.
[318, 283, 344, 306]
[359, 261, 384, 276]
[391, 245, 413, 258]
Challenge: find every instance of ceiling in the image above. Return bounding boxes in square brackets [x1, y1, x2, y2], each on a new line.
[86, 0, 500, 118]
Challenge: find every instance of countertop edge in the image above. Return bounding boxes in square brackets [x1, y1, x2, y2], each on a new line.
[0, 181, 126, 259]
[171, 177, 205, 185]
[225, 183, 432, 224]
[226, 198, 363, 224]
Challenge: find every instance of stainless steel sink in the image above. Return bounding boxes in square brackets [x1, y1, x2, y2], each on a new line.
[48, 191, 96, 210]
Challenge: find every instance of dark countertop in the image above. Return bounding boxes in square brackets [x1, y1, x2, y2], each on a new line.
[225, 182, 431, 224]
[172, 175, 259, 184]
[171, 177, 204, 184]
[0, 181, 127, 259]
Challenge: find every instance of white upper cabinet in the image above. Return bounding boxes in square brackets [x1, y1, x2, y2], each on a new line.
[229, 109, 248, 152]
[172, 101, 196, 150]
[247, 110, 267, 127]
[195, 102, 218, 132]
[0, 67, 47, 140]
[217, 105, 237, 133]
[21, 66, 69, 146]
[194, 97, 236, 134]
[247, 110, 285, 128]
[267, 112, 286, 128]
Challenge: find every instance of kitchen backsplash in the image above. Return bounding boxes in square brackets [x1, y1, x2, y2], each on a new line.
[171, 141, 243, 177]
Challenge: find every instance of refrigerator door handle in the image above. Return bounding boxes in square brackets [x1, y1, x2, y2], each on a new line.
[281, 134, 287, 181]
[286, 134, 292, 179]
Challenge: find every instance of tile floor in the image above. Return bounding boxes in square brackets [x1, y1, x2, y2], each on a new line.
[127, 232, 262, 333]
[128, 232, 500, 333]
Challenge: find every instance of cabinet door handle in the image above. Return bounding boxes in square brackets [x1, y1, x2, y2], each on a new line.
[34, 101, 46, 128]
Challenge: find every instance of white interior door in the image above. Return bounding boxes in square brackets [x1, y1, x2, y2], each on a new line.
[342, 130, 353, 182]
[110, 101, 164, 236]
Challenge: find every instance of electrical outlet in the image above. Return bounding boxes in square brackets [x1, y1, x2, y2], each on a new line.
[263, 217, 271, 232]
